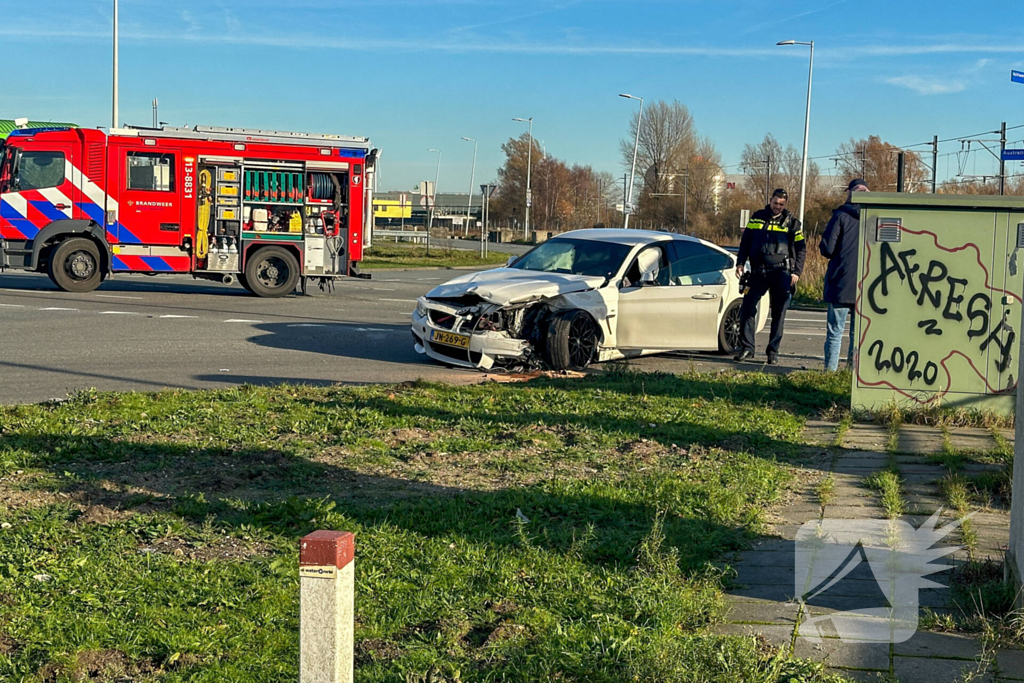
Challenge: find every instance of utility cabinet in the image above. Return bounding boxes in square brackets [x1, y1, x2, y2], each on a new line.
[852, 193, 1024, 417]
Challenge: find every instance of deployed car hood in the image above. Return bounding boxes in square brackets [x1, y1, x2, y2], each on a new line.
[426, 268, 606, 306]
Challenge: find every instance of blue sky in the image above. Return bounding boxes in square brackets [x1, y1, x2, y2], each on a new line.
[5, 0, 1024, 192]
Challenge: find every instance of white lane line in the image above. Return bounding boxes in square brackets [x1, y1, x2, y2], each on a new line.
[380, 299, 418, 303]
[356, 328, 390, 332]
[224, 319, 263, 323]
[161, 315, 199, 319]
[99, 311, 139, 315]
[39, 307, 78, 311]
[0, 303, 25, 308]
[288, 324, 326, 328]
[96, 294, 143, 300]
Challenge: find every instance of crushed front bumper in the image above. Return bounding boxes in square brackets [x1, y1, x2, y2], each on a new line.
[411, 299, 530, 370]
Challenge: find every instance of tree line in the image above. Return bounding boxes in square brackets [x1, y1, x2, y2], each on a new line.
[486, 99, 1014, 244]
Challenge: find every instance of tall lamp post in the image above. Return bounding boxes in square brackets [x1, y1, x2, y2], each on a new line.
[461, 137, 478, 237]
[513, 117, 533, 241]
[112, 0, 119, 129]
[777, 39, 814, 229]
[427, 149, 441, 255]
[620, 94, 644, 228]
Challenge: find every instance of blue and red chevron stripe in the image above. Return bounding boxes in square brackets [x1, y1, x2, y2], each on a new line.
[112, 255, 191, 272]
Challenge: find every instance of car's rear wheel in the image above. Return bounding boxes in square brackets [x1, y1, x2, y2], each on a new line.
[546, 309, 599, 371]
[718, 300, 743, 354]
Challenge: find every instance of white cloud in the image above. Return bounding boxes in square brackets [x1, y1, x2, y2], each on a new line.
[885, 75, 966, 95]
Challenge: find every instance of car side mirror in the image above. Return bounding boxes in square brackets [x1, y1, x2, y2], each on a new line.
[506, 255, 517, 267]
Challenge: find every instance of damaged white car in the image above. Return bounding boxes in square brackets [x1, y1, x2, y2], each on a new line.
[411, 229, 768, 371]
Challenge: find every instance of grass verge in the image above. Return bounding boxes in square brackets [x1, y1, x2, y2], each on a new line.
[0, 370, 847, 682]
[361, 241, 510, 270]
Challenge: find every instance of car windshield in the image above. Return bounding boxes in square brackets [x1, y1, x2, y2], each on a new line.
[510, 238, 633, 278]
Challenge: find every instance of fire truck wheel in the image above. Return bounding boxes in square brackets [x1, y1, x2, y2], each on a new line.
[48, 238, 103, 293]
[237, 273, 254, 294]
[245, 246, 300, 298]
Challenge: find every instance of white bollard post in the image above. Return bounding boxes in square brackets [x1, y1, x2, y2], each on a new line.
[300, 530, 355, 683]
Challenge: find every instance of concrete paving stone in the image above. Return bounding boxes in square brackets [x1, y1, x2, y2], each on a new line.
[893, 655, 991, 683]
[793, 635, 891, 671]
[996, 648, 1024, 680]
[842, 426, 891, 450]
[825, 668, 890, 682]
[748, 538, 795, 553]
[834, 466, 893, 478]
[825, 505, 888, 520]
[712, 623, 794, 652]
[970, 512, 1012, 527]
[804, 595, 896, 615]
[948, 428, 998, 453]
[903, 473, 948, 485]
[894, 631, 983, 660]
[733, 565, 796, 586]
[775, 504, 826, 522]
[804, 420, 840, 446]
[803, 580, 896, 600]
[732, 551, 799, 568]
[898, 426, 946, 455]
[997, 429, 1014, 444]
[771, 524, 805, 541]
[723, 600, 802, 626]
[919, 588, 953, 608]
[728, 585, 798, 602]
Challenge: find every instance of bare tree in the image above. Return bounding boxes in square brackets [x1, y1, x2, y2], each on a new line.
[834, 136, 928, 193]
[619, 100, 698, 200]
[740, 133, 820, 208]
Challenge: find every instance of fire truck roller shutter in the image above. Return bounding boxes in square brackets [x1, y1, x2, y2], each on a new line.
[30, 219, 111, 276]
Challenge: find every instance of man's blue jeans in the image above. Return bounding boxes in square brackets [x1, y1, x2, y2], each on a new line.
[824, 304, 854, 372]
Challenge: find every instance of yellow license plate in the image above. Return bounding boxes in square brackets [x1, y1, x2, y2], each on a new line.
[431, 330, 470, 349]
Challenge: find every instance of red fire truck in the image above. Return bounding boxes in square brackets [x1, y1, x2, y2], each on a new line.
[0, 124, 377, 296]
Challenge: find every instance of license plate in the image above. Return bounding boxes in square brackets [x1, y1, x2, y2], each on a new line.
[431, 330, 470, 349]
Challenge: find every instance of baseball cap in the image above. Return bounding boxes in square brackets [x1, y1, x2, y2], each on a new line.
[848, 178, 869, 191]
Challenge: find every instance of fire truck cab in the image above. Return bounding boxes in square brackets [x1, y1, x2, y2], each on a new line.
[0, 124, 377, 296]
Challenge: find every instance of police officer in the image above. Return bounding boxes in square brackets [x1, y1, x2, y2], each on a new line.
[734, 188, 806, 364]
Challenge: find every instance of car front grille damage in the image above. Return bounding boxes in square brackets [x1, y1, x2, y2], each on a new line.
[425, 295, 551, 369]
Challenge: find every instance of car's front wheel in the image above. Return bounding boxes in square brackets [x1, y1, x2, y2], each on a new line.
[718, 300, 743, 354]
[546, 309, 599, 371]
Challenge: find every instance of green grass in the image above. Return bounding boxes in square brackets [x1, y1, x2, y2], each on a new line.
[0, 370, 849, 682]
[814, 475, 835, 508]
[864, 470, 905, 520]
[361, 241, 510, 270]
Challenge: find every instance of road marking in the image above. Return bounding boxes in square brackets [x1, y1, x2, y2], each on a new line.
[288, 324, 326, 328]
[39, 307, 78, 311]
[356, 328, 390, 332]
[96, 294, 143, 300]
[224, 319, 263, 323]
[99, 311, 139, 315]
[0, 303, 25, 308]
[160, 315, 199, 319]
[380, 299, 418, 303]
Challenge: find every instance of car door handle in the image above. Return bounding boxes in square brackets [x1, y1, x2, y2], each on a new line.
[54, 203, 68, 210]
[691, 293, 718, 300]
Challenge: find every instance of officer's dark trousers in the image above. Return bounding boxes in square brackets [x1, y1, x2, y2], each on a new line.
[738, 269, 792, 355]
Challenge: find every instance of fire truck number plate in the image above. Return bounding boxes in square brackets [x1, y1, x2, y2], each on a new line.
[431, 330, 470, 349]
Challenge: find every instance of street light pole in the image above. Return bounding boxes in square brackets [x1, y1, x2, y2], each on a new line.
[112, 0, 119, 129]
[777, 39, 814, 228]
[427, 149, 441, 255]
[513, 118, 533, 241]
[462, 137, 478, 237]
[620, 94, 644, 229]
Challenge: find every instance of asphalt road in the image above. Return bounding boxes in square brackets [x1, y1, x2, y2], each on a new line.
[0, 268, 846, 404]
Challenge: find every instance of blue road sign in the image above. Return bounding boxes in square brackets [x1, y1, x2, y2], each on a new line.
[1013, 70, 1024, 84]
[1002, 149, 1024, 161]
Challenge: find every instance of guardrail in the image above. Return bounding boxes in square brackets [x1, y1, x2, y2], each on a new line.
[372, 229, 428, 243]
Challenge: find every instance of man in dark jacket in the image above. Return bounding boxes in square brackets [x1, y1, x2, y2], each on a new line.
[820, 178, 868, 371]
[734, 188, 807, 364]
